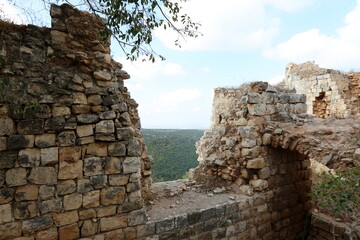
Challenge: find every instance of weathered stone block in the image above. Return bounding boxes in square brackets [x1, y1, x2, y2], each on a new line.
[35, 134, 56, 147]
[6, 168, 27, 186]
[76, 136, 95, 145]
[7, 135, 34, 149]
[0, 203, 12, 223]
[40, 199, 62, 214]
[109, 174, 129, 186]
[83, 190, 100, 208]
[15, 185, 38, 201]
[241, 138, 256, 148]
[84, 157, 104, 176]
[100, 215, 128, 232]
[28, 167, 57, 185]
[120, 112, 132, 126]
[0, 187, 14, 204]
[77, 178, 92, 194]
[40, 147, 58, 165]
[17, 119, 44, 134]
[53, 210, 79, 227]
[111, 102, 128, 113]
[63, 193, 82, 211]
[77, 114, 99, 124]
[99, 110, 116, 120]
[0, 137, 6, 151]
[58, 223, 80, 240]
[88, 94, 103, 106]
[241, 146, 262, 157]
[100, 187, 126, 206]
[22, 215, 53, 234]
[81, 220, 97, 237]
[105, 157, 122, 174]
[52, 106, 71, 117]
[13, 201, 37, 219]
[58, 160, 83, 180]
[275, 93, 290, 104]
[72, 104, 91, 114]
[250, 179, 269, 191]
[96, 120, 115, 134]
[247, 158, 266, 169]
[18, 148, 41, 167]
[91, 175, 108, 189]
[126, 182, 140, 193]
[97, 206, 117, 218]
[259, 167, 271, 179]
[128, 139, 140, 157]
[248, 104, 266, 116]
[123, 157, 141, 174]
[95, 133, 116, 141]
[79, 209, 96, 220]
[128, 209, 147, 226]
[0, 117, 16, 135]
[116, 127, 134, 141]
[57, 131, 76, 146]
[36, 227, 58, 240]
[247, 92, 262, 104]
[76, 124, 93, 137]
[39, 185, 54, 200]
[45, 117, 66, 132]
[118, 200, 142, 213]
[156, 218, 175, 233]
[0, 222, 22, 239]
[57, 180, 76, 195]
[59, 146, 81, 162]
[86, 143, 108, 156]
[0, 150, 18, 169]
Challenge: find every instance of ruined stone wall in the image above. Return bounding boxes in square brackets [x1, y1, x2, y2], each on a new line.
[0, 4, 152, 239]
[285, 61, 360, 118]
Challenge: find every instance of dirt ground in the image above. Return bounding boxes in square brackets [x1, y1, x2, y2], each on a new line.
[146, 179, 249, 221]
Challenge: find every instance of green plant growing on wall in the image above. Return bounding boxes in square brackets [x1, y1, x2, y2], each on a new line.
[309, 166, 360, 222]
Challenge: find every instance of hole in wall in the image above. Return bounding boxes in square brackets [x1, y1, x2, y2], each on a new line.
[313, 91, 330, 118]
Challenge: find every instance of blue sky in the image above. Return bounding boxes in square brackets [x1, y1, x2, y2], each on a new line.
[2, 0, 360, 129]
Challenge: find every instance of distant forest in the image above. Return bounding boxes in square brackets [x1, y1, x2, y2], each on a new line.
[142, 129, 205, 182]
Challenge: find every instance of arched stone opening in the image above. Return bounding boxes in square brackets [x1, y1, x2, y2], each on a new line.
[312, 91, 330, 118]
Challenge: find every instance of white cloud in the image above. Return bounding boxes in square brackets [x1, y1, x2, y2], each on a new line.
[264, 0, 316, 12]
[0, 0, 25, 24]
[264, 0, 360, 69]
[268, 75, 284, 85]
[201, 67, 211, 73]
[117, 57, 186, 81]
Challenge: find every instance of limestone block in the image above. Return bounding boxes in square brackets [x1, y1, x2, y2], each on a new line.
[59, 146, 81, 162]
[290, 103, 307, 114]
[120, 112, 132, 126]
[57, 180, 76, 195]
[58, 161, 82, 180]
[108, 142, 126, 157]
[109, 175, 129, 186]
[88, 94, 103, 106]
[22, 215, 53, 234]
[126, 182, 140, 193]
[39, 185, 54, 200]
[123, 157, 141, 174]
[246, 158, 266, 169]
[35, 134, 56, 148]
[77, 179, 92, 194]
[94, 70, 112, 81]
[50, 30, 68, 43]
[0, 188, 14, 204]
[13, 201, 37, 219]
[262, 133, 272, 145]
[7, 135, 34, 149]
[77, 114, 99, 124]
[266, 105, 276, 115]
[52, 106, 71, 117]
[275, 93, 290, 104]
[116, 127, 134, 141]
[0, 137, 6, 151]
[0, 151, 18, 169]
[57, 131, 76, 146]
[6, 168, 27, 186]
[248, 104, 266, 116]
[40, 199, 62, 214]
[91, 105, 108, 113]
[86, 143, 108, 156]
[259, 167, 271, 179]
[83, 190, 100, 208]
[100, 215, 128, 232]
[241, 146, 262, 158]
[111, 102, 128, 113]
[28, 167, 57, 185]
[91, 175, 108, 189]
[96, 120, 115, 134]
[0, 222, 22, 239]
[100, 187, 126, 206]
[79, 209, 96, 220]
[238, 126, 256, 138]
[76, 125, 93, 137]
[99, 110, 116, 120]
[72, 104, 91, 114]
[40, 147, 58, 165]
[45, 117, 66, 132]
[76, 136, 95, 145]
[115, 69, 130, 79]
[234, 118, 247, 126]
[15, 185, 38, 201]
[128, 209, 147, 226]
[97, 206, 117, 218]
[81, 220, 97, 237]
[0, 203, 12, 223]
[241, 138, 256, 148]
[17, 119, 44, 135]
[250, 179, 268, 191]
[84, 157, 104, 176]
[58, 223, 80, 240]
[36, 227, 58, 240]
[18, 148, 41, 167]
[73, 92, 87, 104]
[128, 190, 141, 202]
[53, 210, 79, 227]
[247, 93, 262, 104]
[0, 117, 15, 135]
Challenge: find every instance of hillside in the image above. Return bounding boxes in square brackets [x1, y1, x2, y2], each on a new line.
[142, 129, 204, 182]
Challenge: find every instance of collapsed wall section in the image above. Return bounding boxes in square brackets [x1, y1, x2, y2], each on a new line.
[0, 4, 152, 239]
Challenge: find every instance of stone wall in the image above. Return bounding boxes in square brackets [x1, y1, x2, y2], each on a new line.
[285, 61, 360, 118]
[0, 4, 152, 239]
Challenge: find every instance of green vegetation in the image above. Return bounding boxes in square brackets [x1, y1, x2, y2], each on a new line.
[142, 129, 204, 182]
[309, 166, 360, 221]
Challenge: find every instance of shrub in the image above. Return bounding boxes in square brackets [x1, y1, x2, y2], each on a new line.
[309, 166, 360, 222]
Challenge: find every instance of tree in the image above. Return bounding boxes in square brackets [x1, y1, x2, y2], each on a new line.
[8, 0, 201, 62]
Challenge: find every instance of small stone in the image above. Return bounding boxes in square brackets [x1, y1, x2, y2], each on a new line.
[262, 133, 272, 145]
[250, 179, 269, 191]
[83, 190, 100, 208]
[247, 158, 266, 169]
[35, 134, 56, 147]
[123, 157, 141, 174]
[40, 147, 58, 165]
[128, 209, 147, 226]
[77, 179, 92, 194]
[116, 127, 134, 141]
[248, 104, 266, 116]
[108, 142, 126, 156]
[7, 135, 34, 149]
[109, 175, 129, 186]
[76, 136, 95, 145]
[57, 131, 76, 146]
[45, 117, 66, 132]
[241, 138, 256, 148]
[0, 203, 12, 223]
[81, 220, 97, 237]
[120, 112, 132, 126]
[96, 120, 115, 134]
[57, 180, 77, 195]
[96, 206, 117, 218]
[40, 199, 62, 214]
[259, 167, 271, 179]
[6, 168, 27, 186]
[13, 201, 37, 219]
[0, 188, 14, 203]
[72, 104, 91, 114]
[77, 114, 99, 124]
[111, 102, 128, 112]
[105, 157, 122, 174]
[99, 110, 116, 120]
[84, 157, 104, 176]
[100, 216, 128, 232]
[73, 92, 87, 104]
[39, 185, 54, 200]
[28, 167, 57, 185]
[36, 227, 58, 240]
[0, 137, 6, 151]
[58, 160, 83, 180]
[94, 70, 112, 81]
[86, 142, 108, 156]
[91, 175, 108, 189]
[53, 210, 79, 227]
[52, 106, 71, 117]
[58, 223, 80, 240]
[100, 187, 126, 206]
[15, 185, 38, 201]
[79, 208, 96, 220]
[88, 94, 103, 106]
[247, 93, 262, 104]
[0, 117, 15, 135]
[76, 124, 93, 137]
[18, 148, 41, 167]
[59, 146, 81, 162]
[239, 185, 253, 196]
[0, 151, 18, 169]
[22, 215, 53, 234]
[128, 139, 140, 157]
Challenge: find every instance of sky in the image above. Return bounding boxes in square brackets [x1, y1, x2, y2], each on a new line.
[1, 0, 360, 129]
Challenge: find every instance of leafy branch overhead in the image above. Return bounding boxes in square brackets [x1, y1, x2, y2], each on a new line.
[46, 0, 201, 61]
